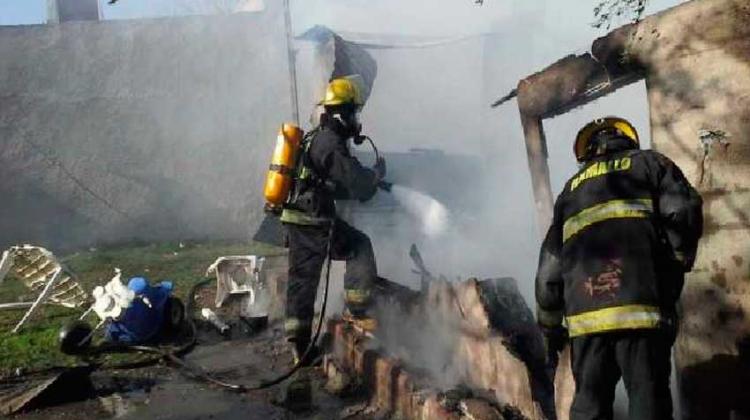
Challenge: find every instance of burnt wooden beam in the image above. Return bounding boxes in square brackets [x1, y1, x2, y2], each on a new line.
[519, 113, 554, 236]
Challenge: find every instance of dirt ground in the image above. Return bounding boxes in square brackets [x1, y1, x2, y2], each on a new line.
[0, 242, 373, 419]
[10, 320, 374, 420]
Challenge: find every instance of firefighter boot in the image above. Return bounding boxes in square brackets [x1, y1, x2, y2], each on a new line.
[343, 287, 377, 333]
[342, 309, 378, 334]
[283, 369, 313, 413]
[290, 336, 321, 367]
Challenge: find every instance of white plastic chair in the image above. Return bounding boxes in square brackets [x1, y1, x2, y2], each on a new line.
[205, 255, 267, 317]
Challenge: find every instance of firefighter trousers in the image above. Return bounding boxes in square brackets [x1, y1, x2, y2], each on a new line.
[569, 329, 675, 420]
[284, 218, 376, 346]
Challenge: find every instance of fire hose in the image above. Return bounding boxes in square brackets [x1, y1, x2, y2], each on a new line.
[79, 225, 335, 392]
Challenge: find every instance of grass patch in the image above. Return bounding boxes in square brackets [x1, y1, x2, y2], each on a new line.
[0, 240, 284, 375]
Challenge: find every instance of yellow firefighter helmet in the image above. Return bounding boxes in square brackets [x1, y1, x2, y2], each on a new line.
[574, 116, 639, 162]
[319, 75, 365, 107]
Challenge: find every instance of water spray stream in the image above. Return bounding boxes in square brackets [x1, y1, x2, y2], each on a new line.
[388, 185, 450, 238]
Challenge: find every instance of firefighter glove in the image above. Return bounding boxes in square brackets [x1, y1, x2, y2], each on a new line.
[541, 324, 568, 363]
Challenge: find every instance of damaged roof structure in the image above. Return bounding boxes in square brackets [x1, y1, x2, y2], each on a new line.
[494, 0, 750, 417]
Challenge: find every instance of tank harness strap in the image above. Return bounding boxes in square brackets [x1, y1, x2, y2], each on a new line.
[280, 209, 332, 226]
[269, 163, 294, 175]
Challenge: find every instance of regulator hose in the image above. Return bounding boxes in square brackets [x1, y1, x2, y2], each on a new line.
[358, 135, 392, 192]
[361, 135, 380, 161]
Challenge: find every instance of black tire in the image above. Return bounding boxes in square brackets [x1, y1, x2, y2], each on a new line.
[162, 297, 185, 333]
[59, 321, 93, 355]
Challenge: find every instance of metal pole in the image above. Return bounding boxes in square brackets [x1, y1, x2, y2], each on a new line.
[283, 0, 300, 125]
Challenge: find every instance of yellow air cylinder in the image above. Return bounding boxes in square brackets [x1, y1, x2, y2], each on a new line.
[264, 123, 303, 211]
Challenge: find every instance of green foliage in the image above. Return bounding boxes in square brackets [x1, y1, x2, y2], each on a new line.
[472, 0, 650, 30]
[0, 306, 80, 372]
[593, 0, 649, 29]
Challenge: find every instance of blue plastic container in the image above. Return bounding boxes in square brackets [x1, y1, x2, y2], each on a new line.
[105, 277, 174, 344]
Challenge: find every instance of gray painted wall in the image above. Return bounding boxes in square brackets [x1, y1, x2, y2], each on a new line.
[0, 6, 497, 275]
[0, 5, 294, 250]
[0, 10, 494, 256]
[47, 0, 100, 23]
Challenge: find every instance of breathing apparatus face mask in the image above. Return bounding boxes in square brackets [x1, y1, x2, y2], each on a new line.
[332, 109, 363, 141]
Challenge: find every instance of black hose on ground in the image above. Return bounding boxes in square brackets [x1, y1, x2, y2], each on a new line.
[84, 277, 207, 370]
[91, 227, 335, 391]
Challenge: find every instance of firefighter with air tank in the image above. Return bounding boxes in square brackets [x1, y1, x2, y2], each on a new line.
[263, 75, 386, 365]
[535, 117, 703, 420]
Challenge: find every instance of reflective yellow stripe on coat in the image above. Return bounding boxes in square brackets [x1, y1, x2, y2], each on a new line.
[562, 198, 653, 243]
[280, 208, 332, 226]
[566, 304, 662, 337]
[284, 317, 312, 334]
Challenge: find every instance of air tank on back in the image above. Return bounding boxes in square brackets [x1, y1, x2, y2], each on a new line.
[263, 123, 303, 213]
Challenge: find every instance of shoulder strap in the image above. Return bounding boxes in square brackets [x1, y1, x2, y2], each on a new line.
[296, 126, 322, 180]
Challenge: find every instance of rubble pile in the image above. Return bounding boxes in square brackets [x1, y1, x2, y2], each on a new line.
[325, 276, 575, 420]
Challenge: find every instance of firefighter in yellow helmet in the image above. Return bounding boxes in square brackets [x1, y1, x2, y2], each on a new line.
[280, 75, 385, 364]
[535, 117, 703, 419]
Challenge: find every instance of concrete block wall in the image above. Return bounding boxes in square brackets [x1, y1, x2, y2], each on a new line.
[626, 0, 750, 417]
[508, 1, 750, 417]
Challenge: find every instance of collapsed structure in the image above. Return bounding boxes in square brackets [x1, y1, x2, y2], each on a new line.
[493, 0, 750, 418]
[325, 276, 554, 419]
[0, 0, 748, 418]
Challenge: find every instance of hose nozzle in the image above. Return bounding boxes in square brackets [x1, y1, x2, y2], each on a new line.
[378, 181, 393, 192]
